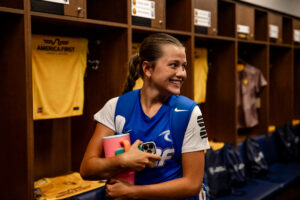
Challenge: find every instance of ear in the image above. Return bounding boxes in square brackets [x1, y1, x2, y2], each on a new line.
[142, 61, 153, 78]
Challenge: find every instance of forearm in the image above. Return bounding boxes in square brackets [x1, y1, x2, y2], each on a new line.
[80, 155, 126, 180]
[129, 177, 202, 200]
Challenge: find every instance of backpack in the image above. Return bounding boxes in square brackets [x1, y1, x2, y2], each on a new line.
[205, 148, 232, 198]
[223, 144, 247, 187]
[244, 137, 268, 177]
[274, 124, 300, 162]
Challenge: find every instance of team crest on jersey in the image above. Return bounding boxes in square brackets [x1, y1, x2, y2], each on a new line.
[159, 130, 172, 142]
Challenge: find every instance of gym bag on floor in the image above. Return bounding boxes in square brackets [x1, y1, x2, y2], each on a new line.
[223, 143, 247, 187]
[244, 137, 268, 177]
[205, 148, 231, 198]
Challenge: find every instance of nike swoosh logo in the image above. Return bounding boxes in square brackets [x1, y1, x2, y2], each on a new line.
[174, 108, 189, 112]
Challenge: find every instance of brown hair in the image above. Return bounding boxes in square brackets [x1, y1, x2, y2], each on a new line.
[122, 33, 184, 94]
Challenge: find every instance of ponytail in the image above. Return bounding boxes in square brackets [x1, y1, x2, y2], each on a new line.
[122, 54, 143, 94]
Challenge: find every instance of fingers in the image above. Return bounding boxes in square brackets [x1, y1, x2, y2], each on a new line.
[147, 153, 161, 161]
[131, 139, 143, 148]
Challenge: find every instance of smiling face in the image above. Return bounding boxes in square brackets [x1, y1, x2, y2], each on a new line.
[144, 44, 187, 96]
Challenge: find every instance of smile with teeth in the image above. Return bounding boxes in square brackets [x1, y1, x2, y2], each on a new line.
[170, 79, 182, 87]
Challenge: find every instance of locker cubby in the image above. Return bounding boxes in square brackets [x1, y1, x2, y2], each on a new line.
[237, 42, 268, 139]
[269, 46, 293, 125]
[131, 0, 166, 29]
[87, 0, 127, 23]
[31, 16, 129, 177]
[294, 49, 300, 118]
[236, 3, 254, 40]
[195, 37, 236, 144]
[218, 0, 235, 38]
[166, 0, 191, 32]
[193, 0, 218, 35]
[282, 17, 293, 44]
[255, 10, 268, 41]
[0, 0, 23, 9]
[268, 12, 282, 44]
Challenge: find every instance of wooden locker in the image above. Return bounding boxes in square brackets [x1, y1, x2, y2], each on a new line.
[131, 0, 165, 29]
[236, 4, 254, 40]
[193, 0, 217, 35]
[268, 12, 282, 43]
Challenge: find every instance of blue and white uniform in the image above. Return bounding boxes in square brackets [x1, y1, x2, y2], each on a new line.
[94, 90, 210, 189]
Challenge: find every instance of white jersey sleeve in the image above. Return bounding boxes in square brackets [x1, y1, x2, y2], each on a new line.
[93, 97, 119, 131]
[182, 106, 210, 153]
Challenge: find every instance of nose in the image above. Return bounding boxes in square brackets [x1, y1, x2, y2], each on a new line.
[176, 67, 187, 78]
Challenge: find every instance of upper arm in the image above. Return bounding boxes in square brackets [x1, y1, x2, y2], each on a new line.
[182, 151, 205, 191]
[82, 123, 115, 159]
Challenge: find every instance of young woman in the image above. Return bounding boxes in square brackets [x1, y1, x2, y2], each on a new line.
[80, 33, 210, 200]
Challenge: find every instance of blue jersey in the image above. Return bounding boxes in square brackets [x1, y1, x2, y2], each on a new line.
[118, 91, 182, 185]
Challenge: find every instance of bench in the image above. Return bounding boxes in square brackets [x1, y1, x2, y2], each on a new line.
[217, 124, 300, 200]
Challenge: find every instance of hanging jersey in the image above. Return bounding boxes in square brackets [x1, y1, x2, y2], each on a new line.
[236, 64, 267, 128]
[32, 35, 88, 120]
[94, 90, 210, 185]
[194, 48, 209, 103]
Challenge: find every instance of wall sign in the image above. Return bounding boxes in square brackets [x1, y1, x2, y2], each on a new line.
[269, 24, 279, 39]
[42, 0, 69, 4]
[194, 9, 211, 27]
[294, 29, 300, 42]
[132, 0, 155, 19]
[237, 24, 250, 34]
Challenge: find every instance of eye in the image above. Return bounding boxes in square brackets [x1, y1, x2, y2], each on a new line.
[170, 63, 178, 68]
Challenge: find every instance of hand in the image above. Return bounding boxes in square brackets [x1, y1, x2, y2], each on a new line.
[119, 140, 161, 171]
[105, 178, 135, 200]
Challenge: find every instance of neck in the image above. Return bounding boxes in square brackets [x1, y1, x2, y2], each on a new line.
[140, 86, 169, 118]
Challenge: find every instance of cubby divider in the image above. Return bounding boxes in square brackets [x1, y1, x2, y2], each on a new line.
[294, 49, 300, 118]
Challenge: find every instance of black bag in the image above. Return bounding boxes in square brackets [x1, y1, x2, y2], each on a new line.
[285, 123, 300, 160]
[223, 144, 247, 187]
[205, 148, 232, 198]
[244, 137, 268, 177]
[274, 124, 300, 162]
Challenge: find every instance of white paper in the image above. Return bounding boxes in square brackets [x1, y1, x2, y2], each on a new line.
[194, 8, 211, 27]
[237, 24, 250, 34]
[132, 0, 155, 19]
[269, 24, 279, 39]
[294, 29, 300, 42]
[42, 0, 69, 4]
